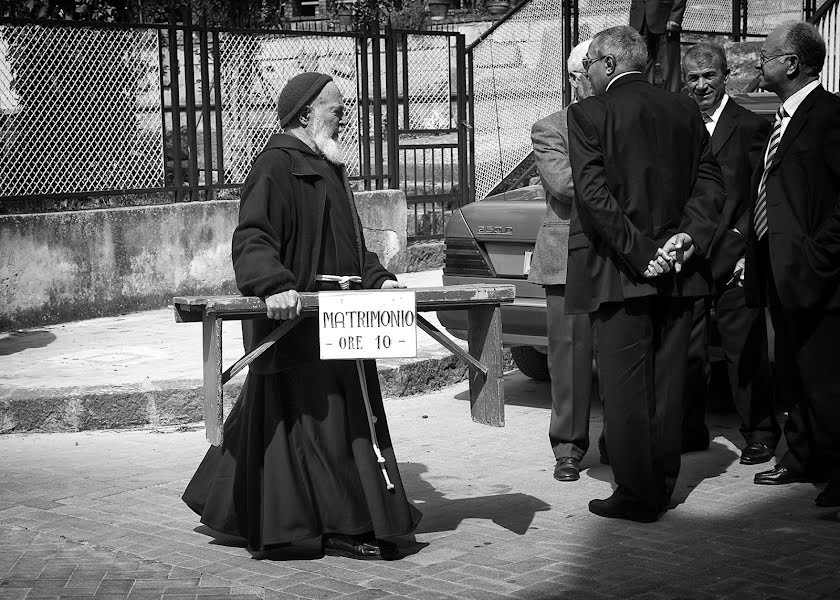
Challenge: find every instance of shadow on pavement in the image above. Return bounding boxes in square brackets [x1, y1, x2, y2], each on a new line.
[0, 329, 57, 356]
[401, 462, 551, 535]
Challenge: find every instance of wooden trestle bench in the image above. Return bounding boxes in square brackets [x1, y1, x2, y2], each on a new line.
[174, 284, 516, 445]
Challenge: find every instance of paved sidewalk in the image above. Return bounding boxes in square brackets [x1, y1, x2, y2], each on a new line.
[1, 374, 839, 600]
[0, 270, 503, 433]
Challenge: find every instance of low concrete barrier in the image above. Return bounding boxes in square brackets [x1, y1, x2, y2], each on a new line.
[0, 190, 407, 331]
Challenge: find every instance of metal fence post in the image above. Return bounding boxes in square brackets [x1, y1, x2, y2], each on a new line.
[455, 33, 469, 208]
[181, 7, 201, 201]
[563, 0, 573, 106]
[384, 30, 400, 190]
[168, 12, 184, 201]
[211, 30, 225, 187]
[199, 16, 215, 200]
[731, 0, 741, 41]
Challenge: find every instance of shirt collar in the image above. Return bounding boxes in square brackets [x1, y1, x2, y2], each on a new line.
[782, 80, 821, 118]
[706, 93, 729, 124]
[606, 71, 643, 91]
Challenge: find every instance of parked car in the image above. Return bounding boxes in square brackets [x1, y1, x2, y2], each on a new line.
[437, 92, 781, 380]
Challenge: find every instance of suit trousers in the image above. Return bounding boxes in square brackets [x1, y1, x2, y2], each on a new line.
[545, 286, 595, 462]
[715, 284, 779, 448]
[592, 295, 693, 510]
[682, 296, 711, 450]
[639, 21, 682, 93]
[767, 276, 840, 483]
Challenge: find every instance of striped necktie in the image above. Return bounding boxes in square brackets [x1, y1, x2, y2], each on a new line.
[701, 112, 713, 123]
[754, 105, 787, 240]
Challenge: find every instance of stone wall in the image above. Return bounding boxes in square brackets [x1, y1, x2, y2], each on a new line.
[0, 190, 407, 331]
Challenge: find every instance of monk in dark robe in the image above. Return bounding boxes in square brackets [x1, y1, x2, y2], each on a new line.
[182, 72, 420, 559]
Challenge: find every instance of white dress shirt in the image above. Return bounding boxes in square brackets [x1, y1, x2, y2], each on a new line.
[703, 94, 729, 136]
[606, 71, 644, 91]
[764, 80, 822, 164]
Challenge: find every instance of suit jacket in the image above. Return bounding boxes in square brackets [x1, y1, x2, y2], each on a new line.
[745, 85, 840, 311]
[706, 98, 772, 283]
[566, 73, 725, 315]
[528, 109, 572, 286]
[629, 0, 687, 34]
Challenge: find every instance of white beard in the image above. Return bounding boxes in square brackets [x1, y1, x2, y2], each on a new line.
[309, 117, 345, 166]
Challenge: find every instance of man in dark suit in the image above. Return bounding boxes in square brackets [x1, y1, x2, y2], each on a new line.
[529, 39, 597, 483]
[680, 42, 778, 464]
[567, 26, 725, 522]
[745, 21, 840, 508]
[629, 0, 686, 92]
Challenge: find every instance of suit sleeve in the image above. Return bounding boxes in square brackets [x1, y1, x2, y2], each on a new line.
[531, 116, 573, 206]
[231, 154, 297, 299]
[805, 107, 840, 278]
[670, 0, 687, 25]
[679, 121, 726, 258]
[568, 102, 659, 274]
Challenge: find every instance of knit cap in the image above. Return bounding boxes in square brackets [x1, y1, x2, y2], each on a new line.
[277, 72, 334, 128]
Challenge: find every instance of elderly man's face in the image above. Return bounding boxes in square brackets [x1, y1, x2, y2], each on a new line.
[684, 56, 728, 112]
[757, 27, 796, 94]
[583, 43, 610, 94]
[307, 82, 347, 164]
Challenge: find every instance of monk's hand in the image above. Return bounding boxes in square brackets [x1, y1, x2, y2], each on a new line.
[380, 279, 407, 289]
[661, 233, 695, 273]
[265, 289, 301, 320]
[644, 247, 673, 278]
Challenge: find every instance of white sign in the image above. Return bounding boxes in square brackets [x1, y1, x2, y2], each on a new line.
[319, 290, 417, 360]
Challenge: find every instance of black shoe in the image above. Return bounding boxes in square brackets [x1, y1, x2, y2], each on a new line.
[324, 534, 396, 560]
[740, 442, 775, 465]
[588, 492, 661, 523]
[754, 465, 811, 485]
[553, 457, 580, 482]
[815, 482, 840, 508]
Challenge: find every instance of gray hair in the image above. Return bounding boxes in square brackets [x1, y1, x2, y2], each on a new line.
[682, 41, 729, 73]
[592, 26, 647, 72]
[568, 39, 592, 74]
[781, 21, 826, 76]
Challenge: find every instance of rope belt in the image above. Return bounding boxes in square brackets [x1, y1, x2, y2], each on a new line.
[315, 274, 362, 290]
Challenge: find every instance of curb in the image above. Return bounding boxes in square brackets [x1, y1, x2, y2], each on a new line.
[0, 350, 514, 434]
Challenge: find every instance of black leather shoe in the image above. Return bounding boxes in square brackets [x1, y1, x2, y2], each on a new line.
[816, 482, 840, 507]
[324, 534, 396, 560]
[754, 465, 811, 485]
[588, 493, 661, 523]
[740, 442, 775, 465]
[553, 457, 580, 482]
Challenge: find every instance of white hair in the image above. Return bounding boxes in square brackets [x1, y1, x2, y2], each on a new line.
[567, 39, 592, 74]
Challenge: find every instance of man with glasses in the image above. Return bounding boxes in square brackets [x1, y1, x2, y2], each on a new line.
[629, 0, 686, 92]
[680, 42, 776, 466]
[744, 22, 840, 509]
[528, 39, 600, 484]
[566, 26, 725, 522]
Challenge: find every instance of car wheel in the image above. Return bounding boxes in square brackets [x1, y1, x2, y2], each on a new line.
[510, 346, 550, 381]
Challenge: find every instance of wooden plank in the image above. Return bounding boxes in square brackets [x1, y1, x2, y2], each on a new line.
[173, 284, 516, 320]
[202, 314, 224, 445]
[467, 304, 504, 427]
[416, 314, 488, 376]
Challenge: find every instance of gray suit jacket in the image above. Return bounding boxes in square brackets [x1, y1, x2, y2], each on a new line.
[528, 108, 572, 286]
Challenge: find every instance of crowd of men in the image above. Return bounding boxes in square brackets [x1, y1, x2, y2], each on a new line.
[179, 16, 839, 560]
[533, 21, 840, 523]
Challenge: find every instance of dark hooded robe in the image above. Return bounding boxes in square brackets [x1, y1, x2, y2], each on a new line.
[182, 134, 420, 551]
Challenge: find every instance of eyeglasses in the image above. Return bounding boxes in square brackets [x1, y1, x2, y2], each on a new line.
[757, 53, 797, 67]
[582, 55, 608, 73]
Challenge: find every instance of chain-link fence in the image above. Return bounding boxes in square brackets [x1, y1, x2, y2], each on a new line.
[215, 31, 362, 184]
[468, 0, 565, 202]
[0, 23, 165, 198]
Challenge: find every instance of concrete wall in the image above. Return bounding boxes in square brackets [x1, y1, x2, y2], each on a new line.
[0, 190, 407, 331]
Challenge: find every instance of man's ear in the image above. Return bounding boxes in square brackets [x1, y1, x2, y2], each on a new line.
[298, 106, 311, 127]
[786, 55, 800, 77]
[604, 55, 616, 76]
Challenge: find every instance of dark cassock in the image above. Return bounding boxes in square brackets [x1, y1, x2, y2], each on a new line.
[182, 73, 420, 557]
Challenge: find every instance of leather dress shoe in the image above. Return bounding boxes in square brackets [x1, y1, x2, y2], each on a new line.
[815, 482, 840, 508]
[740, 442, 775, 465]
[754, 465, 811, 485]
[553, 457, 580, 482]
[588, 492, 661, 523]
[324, 534, 397, 560]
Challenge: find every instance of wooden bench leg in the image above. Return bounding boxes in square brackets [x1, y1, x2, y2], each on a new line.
[467, 304, 504, 426]
[202, 314, 224, 445]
